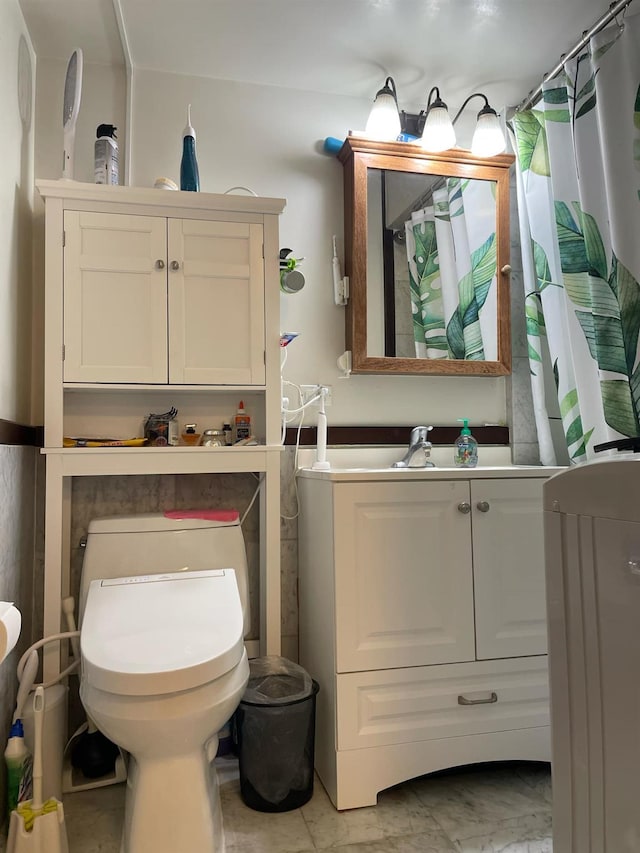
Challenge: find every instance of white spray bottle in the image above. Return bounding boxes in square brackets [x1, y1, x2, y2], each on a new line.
[332, 236, 348, 305]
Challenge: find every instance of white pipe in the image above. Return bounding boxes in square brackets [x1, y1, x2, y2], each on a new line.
[62, 596, 81, 662]
[112, 0, 134, 185]
[17, 631, 80, 690]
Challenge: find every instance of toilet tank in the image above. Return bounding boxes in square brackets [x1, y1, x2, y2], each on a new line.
[79, 512, 250, 636]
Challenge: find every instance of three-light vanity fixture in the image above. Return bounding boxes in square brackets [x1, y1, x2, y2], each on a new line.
[364, 77, 507, 157]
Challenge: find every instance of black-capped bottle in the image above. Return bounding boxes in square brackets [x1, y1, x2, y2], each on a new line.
[94, 124, 119, 185]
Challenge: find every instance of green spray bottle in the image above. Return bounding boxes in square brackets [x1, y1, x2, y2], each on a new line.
[4, 719, 32, 812]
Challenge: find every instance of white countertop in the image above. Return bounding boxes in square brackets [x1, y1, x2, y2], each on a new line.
[296, 446, 564, 482]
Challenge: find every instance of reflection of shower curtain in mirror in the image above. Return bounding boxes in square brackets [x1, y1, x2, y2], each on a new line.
[405, 178, 498, 359]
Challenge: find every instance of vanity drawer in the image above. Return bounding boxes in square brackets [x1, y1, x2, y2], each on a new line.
[336, 656, 549, 750]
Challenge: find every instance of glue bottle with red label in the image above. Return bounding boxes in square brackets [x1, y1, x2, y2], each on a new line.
[233, 401, 251, 443]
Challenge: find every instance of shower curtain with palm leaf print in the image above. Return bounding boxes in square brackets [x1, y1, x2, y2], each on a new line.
[406, 177, 498, 360]
[512, 14, 640, 465]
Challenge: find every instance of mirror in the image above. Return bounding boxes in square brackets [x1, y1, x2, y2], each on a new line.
[338, 136, 515, 375]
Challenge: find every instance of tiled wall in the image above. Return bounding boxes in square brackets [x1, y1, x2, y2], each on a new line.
[0, 446, 40, 821]
[69, 460, 300, 661]
[65, 464, 297, 728]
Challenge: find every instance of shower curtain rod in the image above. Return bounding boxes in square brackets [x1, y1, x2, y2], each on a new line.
[517, 0, 634, 111]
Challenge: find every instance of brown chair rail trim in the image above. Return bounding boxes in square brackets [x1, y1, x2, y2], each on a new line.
[0, 419, 44, 447]
[284, 425, 509, 446]
[0, 420, 507, 449]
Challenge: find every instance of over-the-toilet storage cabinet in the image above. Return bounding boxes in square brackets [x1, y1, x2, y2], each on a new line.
[38, 180, 285, 681]
[298, 468, 557, 810]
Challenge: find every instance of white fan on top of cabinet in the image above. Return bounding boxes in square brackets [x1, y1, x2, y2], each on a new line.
[62, 48, 83, 180]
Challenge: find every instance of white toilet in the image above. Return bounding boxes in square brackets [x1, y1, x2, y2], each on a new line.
[78, 511, 251, 853]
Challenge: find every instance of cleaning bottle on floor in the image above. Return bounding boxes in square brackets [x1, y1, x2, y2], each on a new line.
[454, 418, 478, 468]
[4, 719, 32, 812]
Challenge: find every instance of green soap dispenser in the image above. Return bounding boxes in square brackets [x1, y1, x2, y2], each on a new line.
[454, 418, 478, 468]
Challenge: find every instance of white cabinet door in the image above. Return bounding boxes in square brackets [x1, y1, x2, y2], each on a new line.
[64, 214, 266, 386]
[63, 212, 168, 383]
[471, 478, 547, 660]
[334, 481, 476, 673]
[167, 220, 265, 385]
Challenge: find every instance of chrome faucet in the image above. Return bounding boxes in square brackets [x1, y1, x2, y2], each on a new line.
[392, 426, 435, 468]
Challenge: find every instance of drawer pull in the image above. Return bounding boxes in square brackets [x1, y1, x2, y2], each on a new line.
[458, 691, 498, 706]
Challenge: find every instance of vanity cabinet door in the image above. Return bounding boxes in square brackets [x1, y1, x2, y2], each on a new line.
[471, 478, 547, 660]
[63, 212, 168, 383]
[334, 480, 475, 673]
[167, 219, 265, 385]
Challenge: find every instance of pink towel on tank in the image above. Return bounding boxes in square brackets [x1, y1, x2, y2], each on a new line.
[164, 509, 239, 523]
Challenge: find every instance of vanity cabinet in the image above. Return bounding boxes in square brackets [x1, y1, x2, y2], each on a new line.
[298, 468, 554, 810]
[63, 212, 265, 385]
[38, 181, 285, 680]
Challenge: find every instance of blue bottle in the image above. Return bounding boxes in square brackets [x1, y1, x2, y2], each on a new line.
[180, 105, 200, 192]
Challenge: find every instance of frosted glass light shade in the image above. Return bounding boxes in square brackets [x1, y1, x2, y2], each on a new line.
[471, 111, 506, 157]
[421, 106, 456, 152]
[365, 92, 401, 141]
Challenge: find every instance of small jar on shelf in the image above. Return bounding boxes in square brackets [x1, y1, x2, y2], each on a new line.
[201, 429, 226, 447]
[180, 424, 201, 446]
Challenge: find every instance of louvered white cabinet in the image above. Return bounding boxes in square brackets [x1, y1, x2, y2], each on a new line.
[298, 468, 556, 810]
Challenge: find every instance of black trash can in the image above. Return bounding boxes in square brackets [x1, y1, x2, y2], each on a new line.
[236, 656, 319, 812]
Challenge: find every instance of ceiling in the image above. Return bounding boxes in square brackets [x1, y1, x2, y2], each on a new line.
[19, 0, 617, 113]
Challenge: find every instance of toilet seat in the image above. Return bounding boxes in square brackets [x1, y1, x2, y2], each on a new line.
[81, 569, 244, 696]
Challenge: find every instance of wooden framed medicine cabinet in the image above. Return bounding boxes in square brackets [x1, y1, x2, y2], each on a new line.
[338, 135, 515, 376]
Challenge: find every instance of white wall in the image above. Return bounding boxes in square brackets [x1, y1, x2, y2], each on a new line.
[0, 0, 38, 826]
[130, 69, 507, 427]
[0, 0, 35, 423]
[29, 56, 127, 422]
[34, 57, 126, 183]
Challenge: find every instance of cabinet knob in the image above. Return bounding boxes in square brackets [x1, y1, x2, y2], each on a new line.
[170, 260, 180, 271]
[476, 501, 490, 512]
[155, 259, 165, 270]
[457, 501, 471, 514]
[501, 264, 512, 275]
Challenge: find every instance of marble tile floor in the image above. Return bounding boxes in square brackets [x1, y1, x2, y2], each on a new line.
[1, 760, 552, 853]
